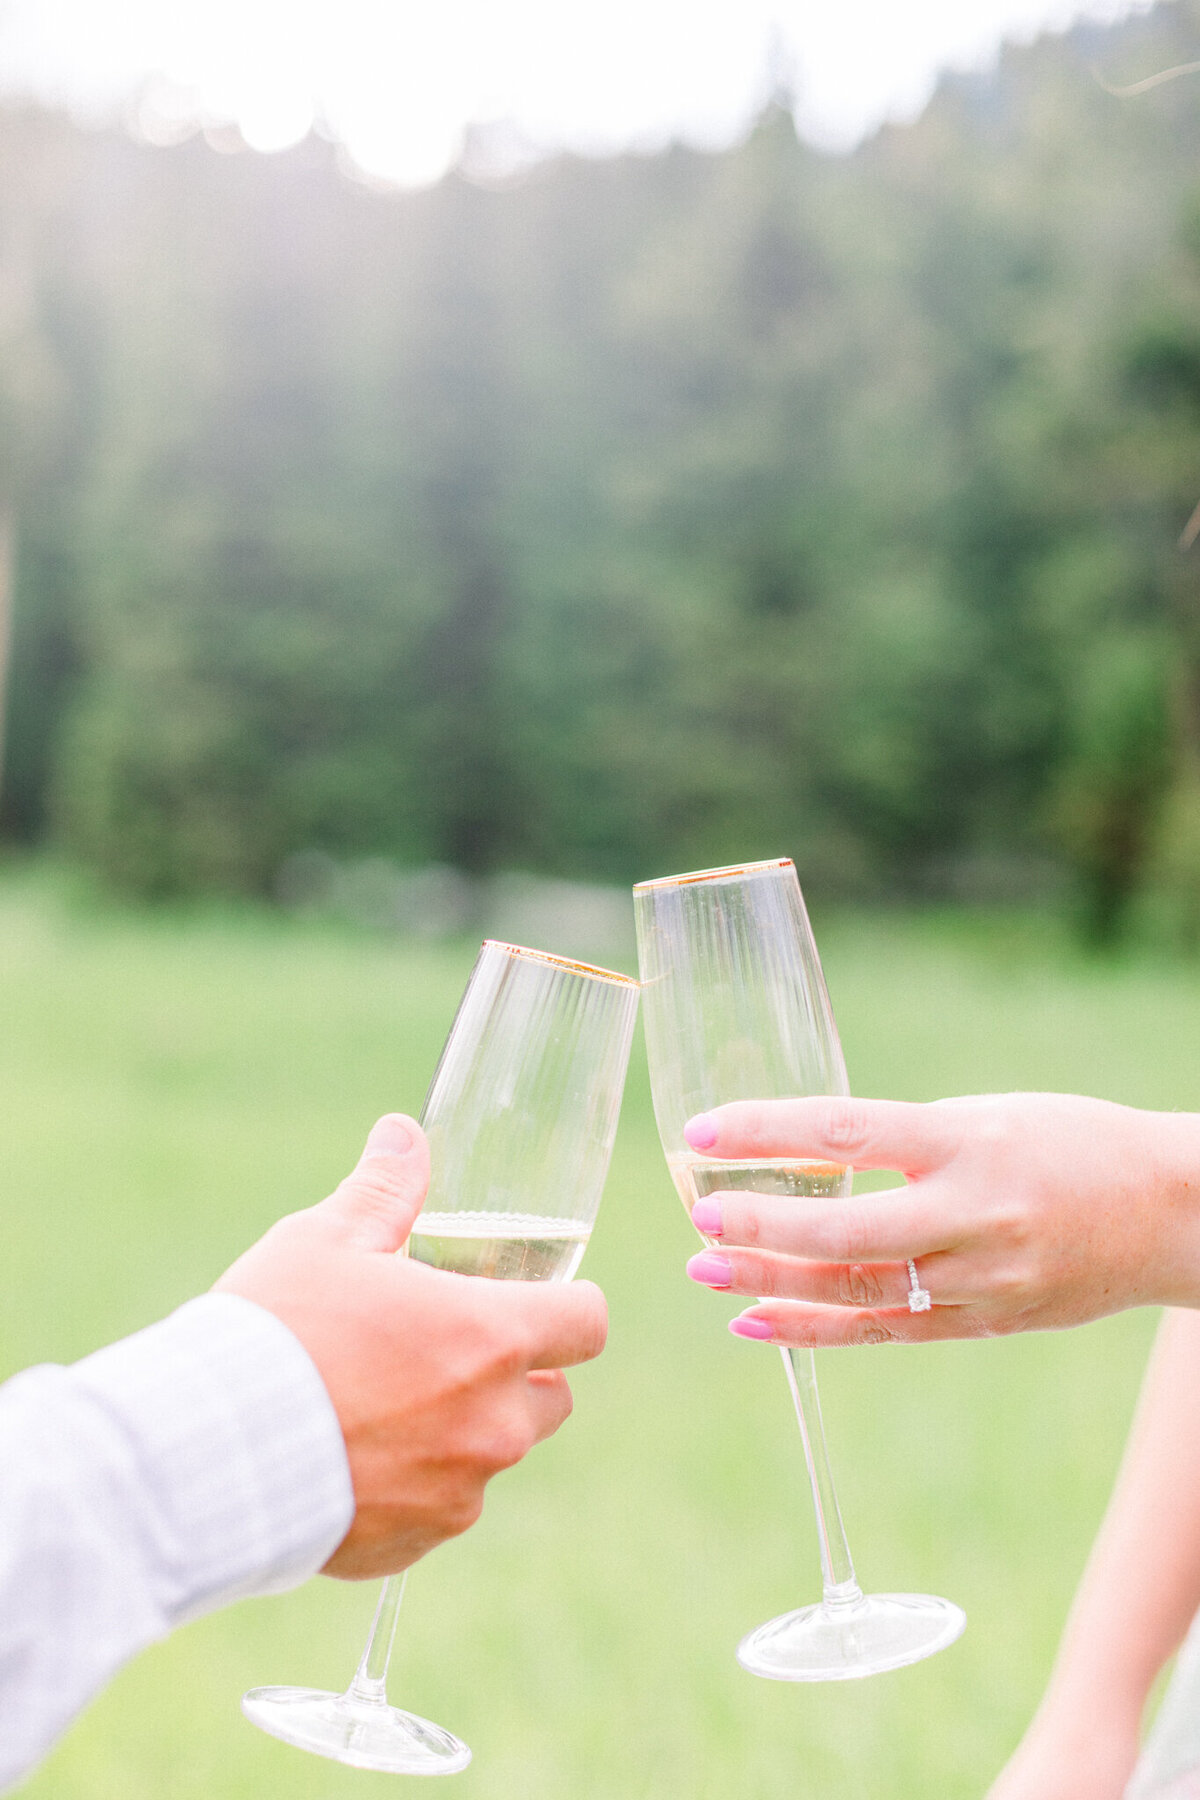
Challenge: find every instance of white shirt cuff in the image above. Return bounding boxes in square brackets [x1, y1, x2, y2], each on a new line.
[71, 1292, 355, 1626]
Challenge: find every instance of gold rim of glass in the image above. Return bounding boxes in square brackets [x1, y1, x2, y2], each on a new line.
[481, 940, 639, 986]
[632, 857, 794, 894]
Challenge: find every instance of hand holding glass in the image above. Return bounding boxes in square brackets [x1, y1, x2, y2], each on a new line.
[634, 859, 964, 1680]
[242, 939, 639, 1771]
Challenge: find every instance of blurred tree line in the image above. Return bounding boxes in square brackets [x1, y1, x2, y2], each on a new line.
[8, 0, 1200, 936]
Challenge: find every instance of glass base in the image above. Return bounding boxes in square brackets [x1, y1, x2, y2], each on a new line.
[242, 1684, 472, 1774]
[737, 1590, 966, 1682]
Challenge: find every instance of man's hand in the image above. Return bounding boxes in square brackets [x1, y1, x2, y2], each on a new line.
[215, 1115, 607, 1578]
[680, 1094, 1200, 1345]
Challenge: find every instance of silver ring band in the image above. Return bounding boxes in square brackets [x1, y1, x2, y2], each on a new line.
[906, 1259, 932, 1313]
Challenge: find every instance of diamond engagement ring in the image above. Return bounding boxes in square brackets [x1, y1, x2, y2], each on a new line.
[906, 1259, 932, 1313]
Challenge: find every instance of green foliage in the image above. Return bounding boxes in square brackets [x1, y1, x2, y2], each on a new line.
[1051, 632, 1173, 942]
[1141, 751, 1200, 946]
[8, 6, 1200, 924]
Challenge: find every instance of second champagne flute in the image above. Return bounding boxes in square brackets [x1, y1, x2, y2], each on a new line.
[634, 858, 965, 1681]
[242, 939, 640, 1771]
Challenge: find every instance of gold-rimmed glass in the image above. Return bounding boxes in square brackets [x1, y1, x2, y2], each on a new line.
[243, 938, 639, 1770]
[634, 858, 965, 1680]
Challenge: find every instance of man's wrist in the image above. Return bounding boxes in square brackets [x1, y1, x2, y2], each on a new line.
[72, 1292, 355, 1625]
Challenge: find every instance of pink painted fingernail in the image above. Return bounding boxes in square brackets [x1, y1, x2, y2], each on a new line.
[691, 1197, 723, 1236]
[684, 1113, 719, 1150]
[687, 1250, 732, 1288]
[729, 1316, 774, 1341]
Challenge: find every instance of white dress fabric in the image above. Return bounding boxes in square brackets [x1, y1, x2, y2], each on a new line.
[0, 1292, 354, 1793]
[1129, 1611, 1200, 1798]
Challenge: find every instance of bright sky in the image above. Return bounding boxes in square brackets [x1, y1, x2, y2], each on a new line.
[0, 0, 1157, 186]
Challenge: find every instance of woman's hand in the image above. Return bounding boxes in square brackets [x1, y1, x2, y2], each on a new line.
[681, 1094, 1200, 1345]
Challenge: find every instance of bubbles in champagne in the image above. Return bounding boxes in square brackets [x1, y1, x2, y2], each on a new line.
[667, 1157, 850, 1245]
[409, 1212, 591, 1281]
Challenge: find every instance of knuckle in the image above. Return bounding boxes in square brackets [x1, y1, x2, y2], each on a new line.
[775, 1314, 819, 1350]
[271, 1208, 307, 1232]
[746, 1256, 781, 1298]
[492, 1312, 533, 1372]
[482, 1410, 536, 1473]
[263, 1210, 311, 1246]
[838, 1262, 885, 1308]
[735, 1103, 771, 1150]
[851, 1317, 898, 1346]
[447, 1489, 485, 1536]
[991, 1255, 1032, 1302]
[984, 1197, 1026, 1243]
[818, 1099, 873, 1160]
[421, 1470, 485, 1541]
[824, 1204, 872, 1262]
[463, 1305, 528, 1379]
[964, 1310, 1006, 1341]
[730, 1201, 761, 1248]
[973, 1102, 1021, 1160]
[336, 1170, 399, 1222]
[546, 1375, 574, 1425]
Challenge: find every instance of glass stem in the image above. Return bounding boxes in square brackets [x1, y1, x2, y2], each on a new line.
[346, 1571, 408, 1705]
[781, 1347, 862, 1605]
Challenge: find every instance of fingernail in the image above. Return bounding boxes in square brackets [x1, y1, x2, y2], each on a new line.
[687, 1250, 732, 1288]
[729, 1316, 774, 1341]
[365, 1116, 414, 1157]
[684, 1112, 719, 1150]
[691, 1197, 723, 1236]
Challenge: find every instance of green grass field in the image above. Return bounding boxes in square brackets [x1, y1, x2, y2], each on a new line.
[2, 870, 1194, 1799]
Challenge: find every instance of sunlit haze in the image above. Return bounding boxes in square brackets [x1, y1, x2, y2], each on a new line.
[0, 0, 1158, 185]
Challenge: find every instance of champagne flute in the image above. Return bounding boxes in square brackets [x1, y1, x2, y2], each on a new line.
[634, 859, 965, 1680]
[242, 939, 640, 1771]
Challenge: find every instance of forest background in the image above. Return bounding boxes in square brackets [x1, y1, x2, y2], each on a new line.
[7, 2, 1200, 939]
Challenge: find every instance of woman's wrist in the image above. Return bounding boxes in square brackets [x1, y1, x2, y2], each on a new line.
[988, 1707, 1142, 1800]
[1032, 1657, 1150, 1744]
[1017, 1695, 1143, 1770]
[1149, 1111, 1200, 1307]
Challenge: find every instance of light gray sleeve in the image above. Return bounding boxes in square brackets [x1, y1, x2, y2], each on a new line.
[0, 1292, 354, 1792]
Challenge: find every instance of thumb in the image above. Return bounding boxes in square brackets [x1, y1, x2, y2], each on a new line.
[318, 1114, 431, 1251]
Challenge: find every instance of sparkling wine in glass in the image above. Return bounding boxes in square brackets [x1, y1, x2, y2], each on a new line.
[634, 858, 965, 1681]
[242, 939, 640, 1771]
